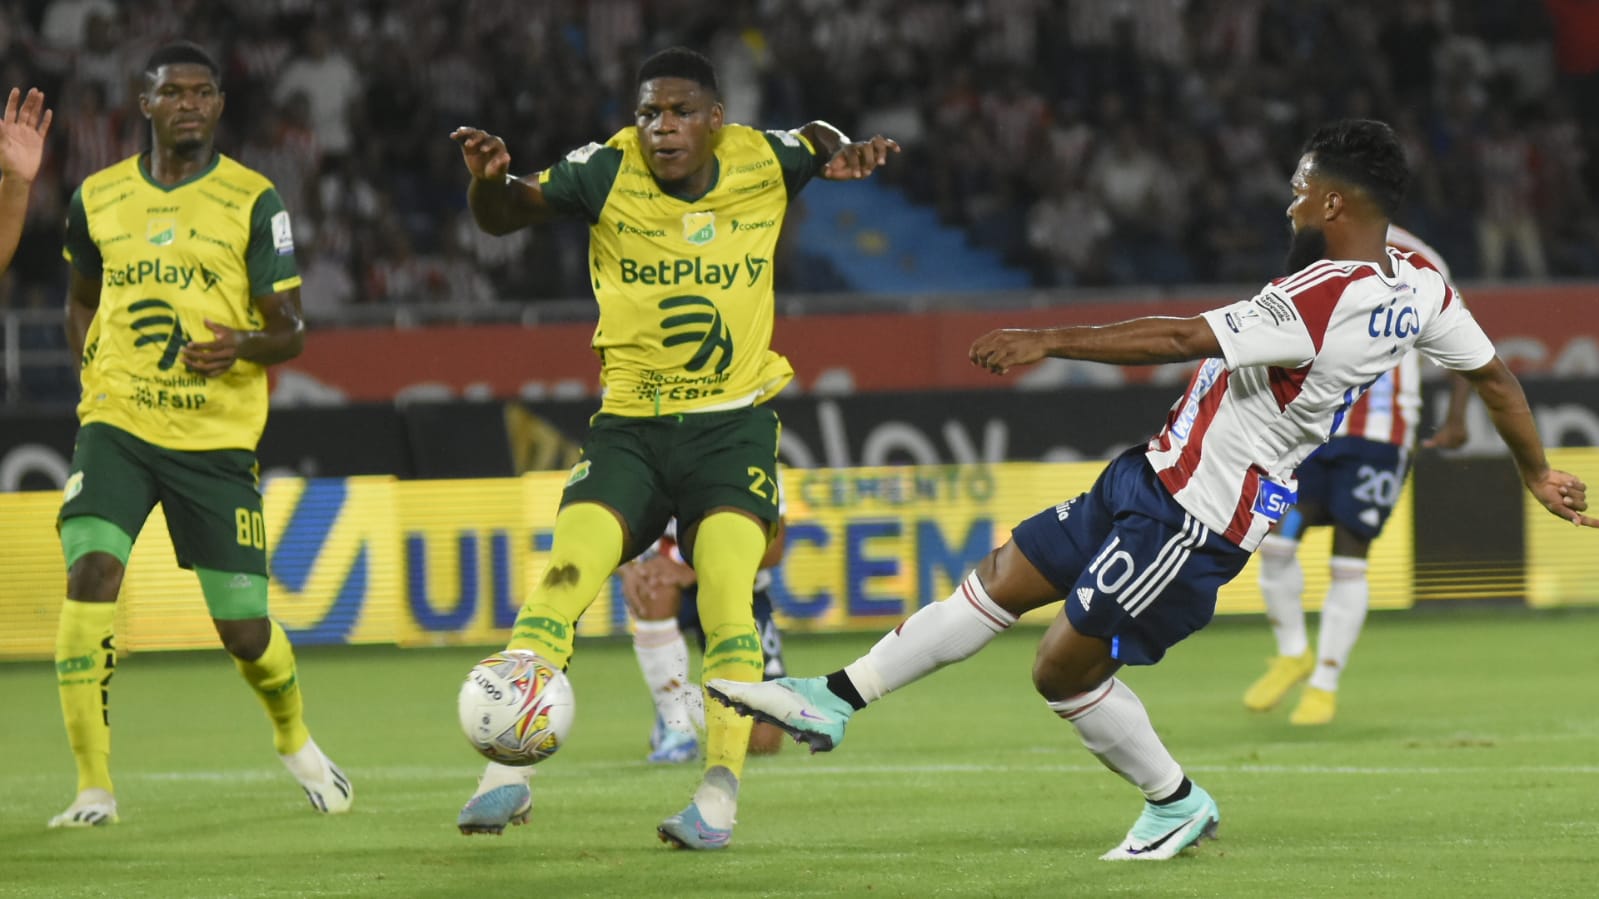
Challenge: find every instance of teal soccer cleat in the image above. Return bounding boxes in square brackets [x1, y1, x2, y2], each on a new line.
[1099, 783, 1220, 861]
[456, 783, 532, 835]
[657, 801, 732, 850]
[705, 676, 853, 753]
[648, 726, 700, 764]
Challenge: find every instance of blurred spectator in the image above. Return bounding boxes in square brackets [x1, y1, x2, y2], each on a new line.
[1, 0, 1596, 323]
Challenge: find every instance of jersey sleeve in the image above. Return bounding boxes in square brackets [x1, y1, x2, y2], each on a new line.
[537, 143, 623, 223]
[62, 186, 102, 277]
[1200, 287, 1318, 370]
[1415, 293, 1496, 371]
[763, 129, 827, 198]
[246, 188, 302, 296]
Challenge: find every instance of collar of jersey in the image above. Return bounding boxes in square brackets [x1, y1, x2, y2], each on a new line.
[658, 157, 719, 203]
[137, 152, 220, 192]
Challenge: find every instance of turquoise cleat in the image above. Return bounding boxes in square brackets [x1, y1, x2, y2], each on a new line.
[648, 727, 700, 764]
[456, 783, 532, 836]
[1099, 783, 1220, 861]
[705, 676, 854, 753]
[657, 801, 732, 850]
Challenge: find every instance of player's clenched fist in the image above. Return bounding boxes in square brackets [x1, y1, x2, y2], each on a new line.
[970, 328, 1049, 375]
[450, 127, 512, 180]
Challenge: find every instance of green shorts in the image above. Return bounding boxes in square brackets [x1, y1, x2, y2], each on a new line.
[59, 422, 268, 575]
[561, 404, 781, 559]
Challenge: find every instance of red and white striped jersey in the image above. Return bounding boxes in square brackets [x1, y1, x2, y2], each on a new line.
[1333, 225, 1455, 448]
[1145, 247, 1495, 550]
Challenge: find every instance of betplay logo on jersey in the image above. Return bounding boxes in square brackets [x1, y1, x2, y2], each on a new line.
[658, 296, 733, 373]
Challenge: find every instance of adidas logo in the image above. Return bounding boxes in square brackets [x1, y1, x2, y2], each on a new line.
[1077, 587, 1094, 611]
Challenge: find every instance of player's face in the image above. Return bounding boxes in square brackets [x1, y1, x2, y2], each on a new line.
[635, 78, 723, 185]
[141, 64, 224, 153]
[1283, 153, 1329, 273]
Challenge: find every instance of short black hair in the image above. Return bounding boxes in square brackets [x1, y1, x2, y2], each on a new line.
[637, 47, 717, 96]
[1301, 119, 1409, 218]
[144, 41, 222, 85]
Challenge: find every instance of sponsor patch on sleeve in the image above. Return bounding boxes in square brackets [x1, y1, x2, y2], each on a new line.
[1253, 291, 1299, 325]
[766, 129, 803, 148]
[271, 211, 294, 255]
[1225, 306, 1263, 333]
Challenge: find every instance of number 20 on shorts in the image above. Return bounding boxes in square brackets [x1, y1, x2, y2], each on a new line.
[235, 508, 266, 549]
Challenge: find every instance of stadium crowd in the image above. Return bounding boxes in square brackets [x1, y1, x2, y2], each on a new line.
[1, 0, 1596, 312]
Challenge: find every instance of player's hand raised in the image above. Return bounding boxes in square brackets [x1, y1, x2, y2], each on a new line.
[822, 135, 900, 180]
[1528, 469, 1597, 528]
[450, 127, 512, 181]
[970, 328, 1049, 375]
[181, 319, 243, 377]
[0, 87, 53, 181]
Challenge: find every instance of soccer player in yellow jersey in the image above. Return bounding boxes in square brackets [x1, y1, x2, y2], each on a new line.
[49, 42, 350, 828]
[0, 86, 52, 272]
[450, 46, 898, 849]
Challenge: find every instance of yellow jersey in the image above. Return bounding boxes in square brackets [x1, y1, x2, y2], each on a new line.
[537, 123, 823, 416]
[63, 154, 301, 451]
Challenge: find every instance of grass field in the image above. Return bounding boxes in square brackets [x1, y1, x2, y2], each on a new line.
[2, 608, 1596, 898]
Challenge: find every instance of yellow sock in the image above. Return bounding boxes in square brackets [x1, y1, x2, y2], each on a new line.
[56, 599, 117, 794]
[234, 620, 310, 755]
[507, 502, 624, 668]
[692, 513, 768, 779]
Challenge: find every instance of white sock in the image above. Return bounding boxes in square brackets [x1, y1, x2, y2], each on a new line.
[1308, 556, 1370, 692]
[1048, 678, 1184, 801]
[477, 761, 532, 794]
[692, 765, 739, 829]
[844, 572, 1016, 704]
[1258, 534, 1308, 657]
[633, 618, 704, 733]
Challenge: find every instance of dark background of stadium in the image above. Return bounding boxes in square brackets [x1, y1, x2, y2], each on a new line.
[2, 0, 1597, 316]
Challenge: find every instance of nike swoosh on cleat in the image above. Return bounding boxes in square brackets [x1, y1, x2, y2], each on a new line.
[1124, 822, 1189, 855]
[796, 709, 829, 722]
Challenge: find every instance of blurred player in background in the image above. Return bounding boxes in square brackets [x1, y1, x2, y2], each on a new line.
[1243, 225, 1472, 725]
[0, 86, 53, 272]
[622, 496, 789, 764]
[712, 120, 1595, 861]
[450, 46, 897, 849]
[50, 43, 348, 828]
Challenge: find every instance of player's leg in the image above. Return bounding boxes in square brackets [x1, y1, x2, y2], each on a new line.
[50, 423, 157, 828]
[1291, 441, 1401, 725]
[1034, 497, 1249, 860]
[464, 419, 671, 835]
[708, 449, 1138, 752]
[160, 446, 352, 813]
[624, 566, 702, 764]
[1243, 450, 1335, 711]
[656, 406, 780, 850]
[747, 589, 787, 755]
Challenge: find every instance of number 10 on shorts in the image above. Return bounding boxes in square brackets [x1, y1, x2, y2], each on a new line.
[235, 508, 266, 549]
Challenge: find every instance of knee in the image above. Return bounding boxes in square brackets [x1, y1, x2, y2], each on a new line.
[1032, 654, 1090, 703]
[216, 619, 270, 661]
[67, 552, 125, 603]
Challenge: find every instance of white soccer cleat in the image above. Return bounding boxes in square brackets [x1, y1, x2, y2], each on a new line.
[47, 788, 118, 828]
[279, 737, 353, 814]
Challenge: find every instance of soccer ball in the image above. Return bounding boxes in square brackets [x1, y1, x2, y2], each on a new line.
[457, 650, 575, 766]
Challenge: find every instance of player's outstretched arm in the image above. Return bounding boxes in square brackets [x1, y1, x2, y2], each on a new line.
[0, 87, 53, 273]
[970, 316, 1222, 375]
[798, 121, 900, 181]
[450, 127, 557, 235]
[1462, 357, 1596, 527]
[180, 289, 305, 376]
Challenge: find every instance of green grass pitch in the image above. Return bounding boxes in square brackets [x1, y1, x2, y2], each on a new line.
[2, 609, 1596, 898]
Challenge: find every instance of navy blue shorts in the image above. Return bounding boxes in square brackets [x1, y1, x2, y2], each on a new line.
[678, 587, 787, 679]
[1011, 448, 1251, 666]
[1284, 437, 1409, 540]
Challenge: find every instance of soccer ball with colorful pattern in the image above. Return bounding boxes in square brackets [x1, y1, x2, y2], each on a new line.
[457, 650, 575, 766]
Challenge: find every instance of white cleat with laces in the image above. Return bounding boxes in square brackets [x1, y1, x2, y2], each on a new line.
[279, 737, 353, 814]
[47, 788, 118, 829]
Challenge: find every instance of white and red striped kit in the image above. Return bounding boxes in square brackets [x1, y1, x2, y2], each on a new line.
[1145, 246, 1494, 551]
